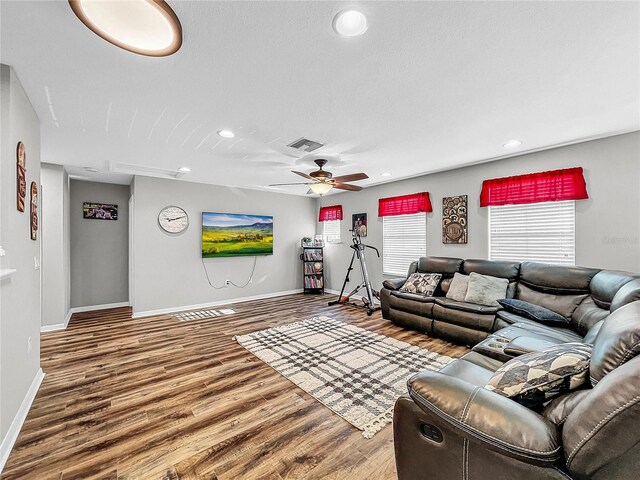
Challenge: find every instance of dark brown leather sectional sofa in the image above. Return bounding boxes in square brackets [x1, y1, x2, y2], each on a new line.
[384, 257, 640, 479]
[380, 256, 640, 346]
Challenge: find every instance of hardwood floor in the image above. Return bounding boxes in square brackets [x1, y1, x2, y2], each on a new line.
[3, 294, 468, 480]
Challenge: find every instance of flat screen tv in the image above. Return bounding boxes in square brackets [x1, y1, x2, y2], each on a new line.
[202, 212, 273, 258]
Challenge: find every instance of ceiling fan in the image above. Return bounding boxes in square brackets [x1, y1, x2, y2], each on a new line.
[269, 159, 368, 195]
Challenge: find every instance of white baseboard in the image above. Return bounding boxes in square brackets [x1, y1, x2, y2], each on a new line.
[69, 301, 130, 313]
[41, 302, 130, 333]
[324, 289, 341, 296]
[0, 368, 45, 473]
[132, 289, 304, 318]
[41, 309, 73, 333]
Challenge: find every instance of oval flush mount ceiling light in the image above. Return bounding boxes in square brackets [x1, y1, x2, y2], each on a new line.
[217, 130, 235, 138]
[333, 10, 368, 37]
[178, 166, 191, 173]
[503, 139, 523, 148]
[68, 0, 182, 57]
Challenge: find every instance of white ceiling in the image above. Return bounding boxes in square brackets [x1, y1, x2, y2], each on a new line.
[1, 1, 638, 195]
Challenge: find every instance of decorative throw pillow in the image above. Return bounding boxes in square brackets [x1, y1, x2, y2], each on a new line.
[484, 343, 592, 408]
[446, 273, 469, 302]
[400, 273, 442, 296]
[464, 272, 509, 306]
[498, 298, 569, 326]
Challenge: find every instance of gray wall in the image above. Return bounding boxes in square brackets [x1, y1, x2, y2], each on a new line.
[41, 164, 70, 327]
[131, 176, 317, 315]
[0, 65, 41, 441]
[319, 132, 640, 293]
[70, 180, 130, 308]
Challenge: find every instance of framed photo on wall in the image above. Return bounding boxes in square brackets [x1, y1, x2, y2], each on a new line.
[83, 202, 118, 220]
[352, 213, 367, 237]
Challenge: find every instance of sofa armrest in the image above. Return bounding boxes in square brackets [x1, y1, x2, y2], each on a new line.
[383, 278, 406, 291]
[408, 370, 561, 466]
[503, 336, 560, 356]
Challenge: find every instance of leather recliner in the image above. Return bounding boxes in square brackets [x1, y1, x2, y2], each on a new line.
[393, 301, 640, 480]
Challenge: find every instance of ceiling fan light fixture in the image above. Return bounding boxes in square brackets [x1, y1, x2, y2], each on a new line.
[310, 183, 333, 195]
[333, 10, 368, 37]
[178, 166, 191, 173]
[68, 0, 182, 57]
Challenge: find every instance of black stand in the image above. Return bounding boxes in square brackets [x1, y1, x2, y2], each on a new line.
[328, 230, 381, 316]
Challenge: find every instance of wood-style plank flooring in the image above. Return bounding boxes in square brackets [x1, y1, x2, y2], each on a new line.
[3, 294, 468, 480]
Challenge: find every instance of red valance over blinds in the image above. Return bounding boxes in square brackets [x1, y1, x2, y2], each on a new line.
[318, 205, 343, 222]
[378, 192, 432, 217]
[480, 167, 588, 207]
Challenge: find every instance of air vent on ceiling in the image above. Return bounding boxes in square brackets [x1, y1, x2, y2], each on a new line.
[287, 137, 324, 152]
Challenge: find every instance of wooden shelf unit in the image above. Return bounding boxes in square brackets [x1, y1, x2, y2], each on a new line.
[301, 245, 324, 294]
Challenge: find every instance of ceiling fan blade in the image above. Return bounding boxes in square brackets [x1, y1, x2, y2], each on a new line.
[292, 170, 314, 180]
[332, 172, 369, 183]
[306, 189, 314, 195]
[268, 182, 313, 186]
[333, 182, 363, 191]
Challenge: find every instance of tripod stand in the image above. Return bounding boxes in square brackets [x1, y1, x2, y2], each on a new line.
[328, 229, 381, 316]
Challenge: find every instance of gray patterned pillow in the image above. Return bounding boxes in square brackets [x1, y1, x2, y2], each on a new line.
[464, 272, 509, 306]
[484, 343, 592, 408]
[400, 273, 442, 296]
[446, 273, 469, 302]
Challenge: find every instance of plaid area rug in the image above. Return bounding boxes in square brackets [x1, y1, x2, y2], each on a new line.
[235, 316, 453, 438]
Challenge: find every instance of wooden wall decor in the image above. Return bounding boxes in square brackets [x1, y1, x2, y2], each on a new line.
[30, 182, 38, 241]
[442, 195, 467, 244]
[17, 142, 26, 212]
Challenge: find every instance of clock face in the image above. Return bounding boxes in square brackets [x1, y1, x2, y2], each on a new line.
[158, 206, 189, 234]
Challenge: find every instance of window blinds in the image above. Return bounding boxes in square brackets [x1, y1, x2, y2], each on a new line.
[383, 213, 427, 276]
[324, 219, 341, 244]
[489, 200, 576, 265]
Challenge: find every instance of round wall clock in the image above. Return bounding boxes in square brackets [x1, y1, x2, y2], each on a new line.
[158, 206, 189, 234]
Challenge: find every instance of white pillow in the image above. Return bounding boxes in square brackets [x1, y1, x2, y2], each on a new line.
[464, 272, 509, 306]
[446, 273, 469, 302]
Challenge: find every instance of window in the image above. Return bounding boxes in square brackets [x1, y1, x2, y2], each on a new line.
[489, 200, 575, 265]
[383, 213, 427, 275]
[324, 219, 341, 244]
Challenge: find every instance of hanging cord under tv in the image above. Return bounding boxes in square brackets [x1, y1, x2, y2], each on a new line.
[201, 256, 258, 289]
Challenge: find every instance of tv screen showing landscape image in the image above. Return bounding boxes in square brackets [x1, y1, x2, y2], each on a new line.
[202, 212, 273, 258]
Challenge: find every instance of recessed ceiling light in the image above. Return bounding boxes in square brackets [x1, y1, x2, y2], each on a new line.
[178, 167, 191, 173]
[503, 139, 523, 148]
[84, 167, 99, 172]
[333, 10, 368, 37]
[381, 172, 392, 177]
[68, 0, 182, 57]
[218, 130, 235, 138]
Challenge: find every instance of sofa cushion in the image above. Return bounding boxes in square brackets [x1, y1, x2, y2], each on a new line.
[590, 301, 640, 384]
[391, 291, 437, 303]
[463, 258, 520, 281]
[435, 297, 499, 314]
[495, 317, 583, 344]
[516, 283, 587, 319]
[610, 278, 640, 312]
[439, 358, 496, 386]
[518, 262, 600, 294]
[484, 343, 592, 408]
[417, 256, 463, 274]
[445, 272, 469, 301]
[497, 298, 569, 326]
[465, 272, 508, 306]
[590, 270, 639, 309]
[399, 273, 442, 296]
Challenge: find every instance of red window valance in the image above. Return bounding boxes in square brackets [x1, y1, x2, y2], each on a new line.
[480, 167, 588, 207]
[378, 192, 432, 217]
[319, 205, 343, 222]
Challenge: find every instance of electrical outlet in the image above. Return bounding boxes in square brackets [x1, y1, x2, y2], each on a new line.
[27, 336, 32, 354]
[34, 257, 40, 270]
[225, 279, 231, 287]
